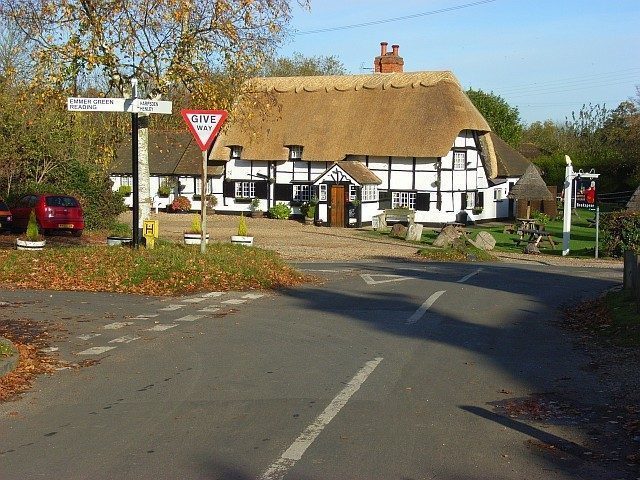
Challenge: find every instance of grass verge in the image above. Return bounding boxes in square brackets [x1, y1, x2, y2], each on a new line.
[0, 243, 307, 296]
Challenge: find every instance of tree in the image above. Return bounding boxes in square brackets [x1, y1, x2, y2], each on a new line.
[466, 88, 523, 147]
[1, 0, 305, 226]
[261, 52, 346, 77]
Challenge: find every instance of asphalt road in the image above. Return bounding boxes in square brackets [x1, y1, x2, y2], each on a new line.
[0, 260, 630, 479]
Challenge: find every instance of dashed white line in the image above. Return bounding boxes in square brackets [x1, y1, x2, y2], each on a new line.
[198, 307, 220, 313]
[175, 314, 205, 322]
[103, 322, 133, 330]
[405, 290, 446, 325]
[183, 297, 206, 304]
[457, 268, 482, 283]
[109, 334, 140, 344]
[221, 299, 246, 305]
[158, 304, 185, 311]
[259, 357, 383, 480]
[202, 292, 224, 298]
[242, 293, 265, 299]
[78, 333, 101, 341]
[146, 324, 178, 332]
[77, 346, 116, 355]
[134, 314, 159, 319]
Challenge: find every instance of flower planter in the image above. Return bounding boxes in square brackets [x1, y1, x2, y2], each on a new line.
[184, 233, 209, 245]
[231, 235, 253, 246]
[16, 238, 46, 251]
[250, 211, 263, 218]
[107, 236, 132, 247]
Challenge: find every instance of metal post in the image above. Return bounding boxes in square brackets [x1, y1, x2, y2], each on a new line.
[200, 149, 207, 254]
[594, 205, 600, 259]
[562, 155, 573, 256]
[131, 78, 139, 249]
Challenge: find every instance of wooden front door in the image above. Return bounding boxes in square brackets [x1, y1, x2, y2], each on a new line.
[329, 185, 345, 227]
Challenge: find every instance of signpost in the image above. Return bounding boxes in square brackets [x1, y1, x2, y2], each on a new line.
[67, 87, 172, 248]
[181, 109, 228, 253]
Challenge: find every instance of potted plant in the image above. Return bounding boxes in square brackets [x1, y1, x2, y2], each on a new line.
[249, 197, 263, 218]
[16, 210, 46, 251]
[301, 199, 317, 225]
[118, 185, 132, 196]
[206, 194, 218, 214]
[472, 206, 483, 215]
[157, 181, 172, 198]
[231, 213, 253, 246]
[167, 195, 191, 213]
[106, 222, 132, 246]
[184, 214, 209, 245]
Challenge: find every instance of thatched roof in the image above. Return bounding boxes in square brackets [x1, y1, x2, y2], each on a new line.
[487, 132, 531, 178]
[507, 164, 554, 201]
[627, 185, 640, 212]
[113, 131, 225, 176]
[210, 72, 498, 177]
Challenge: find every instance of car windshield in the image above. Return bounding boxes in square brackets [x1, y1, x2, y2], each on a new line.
[45, 196, 79, 208]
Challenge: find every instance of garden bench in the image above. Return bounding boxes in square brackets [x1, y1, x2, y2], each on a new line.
[383, 209, 415, 226]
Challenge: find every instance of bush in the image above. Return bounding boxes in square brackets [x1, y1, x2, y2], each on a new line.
[158, 184, 171, 197]
[108, 221, 132, 237]
[600, 210, 640, 257]
[238, 214, 248, 236]
[168, 196, 191, 213]
[26, 210, 41, 241]
[269, 202, 292, 220]
[188, 214, 202, 234]
[118, 185, 132, 196]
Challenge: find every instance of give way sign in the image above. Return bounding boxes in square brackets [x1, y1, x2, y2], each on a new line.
[181, 109, 228, 151]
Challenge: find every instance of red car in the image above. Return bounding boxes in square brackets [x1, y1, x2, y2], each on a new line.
[0, 199, 13, 232]
[12, 194, 84, 236]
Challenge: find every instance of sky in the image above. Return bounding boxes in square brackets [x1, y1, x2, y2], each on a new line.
[277, 0, 640, 125]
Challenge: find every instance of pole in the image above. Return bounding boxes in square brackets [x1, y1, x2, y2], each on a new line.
[200, 149, 208, 254]
[595, 205, 600, 259]
[562, 155, 573, 256]
[131, 79, 139, 249]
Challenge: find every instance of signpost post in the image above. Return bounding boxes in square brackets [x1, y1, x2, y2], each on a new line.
[180, 109, 228, 253]
[67, 87, 173, 248]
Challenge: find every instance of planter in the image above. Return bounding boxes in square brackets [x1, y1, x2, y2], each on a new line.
[304, 217, 314, 225]
[250, 211, 263, 218]
[184, 233, 209, 245]
[107, 236, 132, 246]
[231, 235, 254, 246]
[16, 238, 46, 251]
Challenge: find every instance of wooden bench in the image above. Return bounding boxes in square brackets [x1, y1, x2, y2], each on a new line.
[383, 209, 415, 225]
[514, 228, 556, 249]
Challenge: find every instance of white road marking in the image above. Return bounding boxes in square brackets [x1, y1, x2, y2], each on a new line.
[78, 333, 101, 340]
[198, 307, 220, 313]
[242, 293, 265, 299]
[406, 290, 446, 325]
[103, 322, 133, 330]
[202, 292, 224, 298]
[361, 274, 411, 285]
[77, 346, 116, 355]
[146, 324, 178, 332]
[134, 314, 159, 319]
[109, 334, 140, 344]
[258, 357, 383, 480]
[299, 269, 353, 273]
[457, 268, 482, 284]
[40, 346, 58, 353]
[175, 314, 204, 322]
[183, 297, 206, 303]
[158, 304, 185, 311]
[221, 299, 246, 305]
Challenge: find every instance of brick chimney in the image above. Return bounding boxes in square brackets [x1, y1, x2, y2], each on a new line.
[374, 42, 404, 73]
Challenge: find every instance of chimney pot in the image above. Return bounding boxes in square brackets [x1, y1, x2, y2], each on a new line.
[380, 42, 388, 56]
[392, 44, 399, 55]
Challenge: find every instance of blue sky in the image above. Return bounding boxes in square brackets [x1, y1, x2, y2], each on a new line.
[278, 0, 640, 125]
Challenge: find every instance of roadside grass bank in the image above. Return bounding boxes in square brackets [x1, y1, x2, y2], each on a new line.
[0, 243, 307, 296]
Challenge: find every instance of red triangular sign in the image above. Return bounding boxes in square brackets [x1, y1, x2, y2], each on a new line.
[181, 109, 228, 151]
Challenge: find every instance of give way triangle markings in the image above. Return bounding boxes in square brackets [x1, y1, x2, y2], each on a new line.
[360, 274, 411, 285]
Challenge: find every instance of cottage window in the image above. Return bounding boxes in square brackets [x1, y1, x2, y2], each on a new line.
[195, 179, 214, 195]
[494, 189, 503, 200]
[293, 184, 310, 202]
[230, 146, 242, 159]
[392, 191, 416, 209]
[453, 151, 466, 170]
[465, 192, 475, 209]
[235, 181, 255, 199]
[121, 176, 132, 186]
[289, 145, 303, 160]
[362, 185, 378, 202]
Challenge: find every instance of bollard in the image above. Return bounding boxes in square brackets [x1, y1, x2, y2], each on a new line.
[624, 251, 636, 290]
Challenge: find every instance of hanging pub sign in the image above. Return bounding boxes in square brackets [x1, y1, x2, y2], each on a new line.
[573, 170, 600, 210]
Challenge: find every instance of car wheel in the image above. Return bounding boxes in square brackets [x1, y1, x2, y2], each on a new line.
[72, 229, 83, 237]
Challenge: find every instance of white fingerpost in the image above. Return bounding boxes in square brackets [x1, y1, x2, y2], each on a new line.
[562, 155, 573, 256]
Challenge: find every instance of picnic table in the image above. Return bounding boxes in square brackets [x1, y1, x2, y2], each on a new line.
[514, 228, 556, 249]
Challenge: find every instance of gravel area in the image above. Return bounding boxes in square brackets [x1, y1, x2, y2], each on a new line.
[121, 211, 624, 268]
